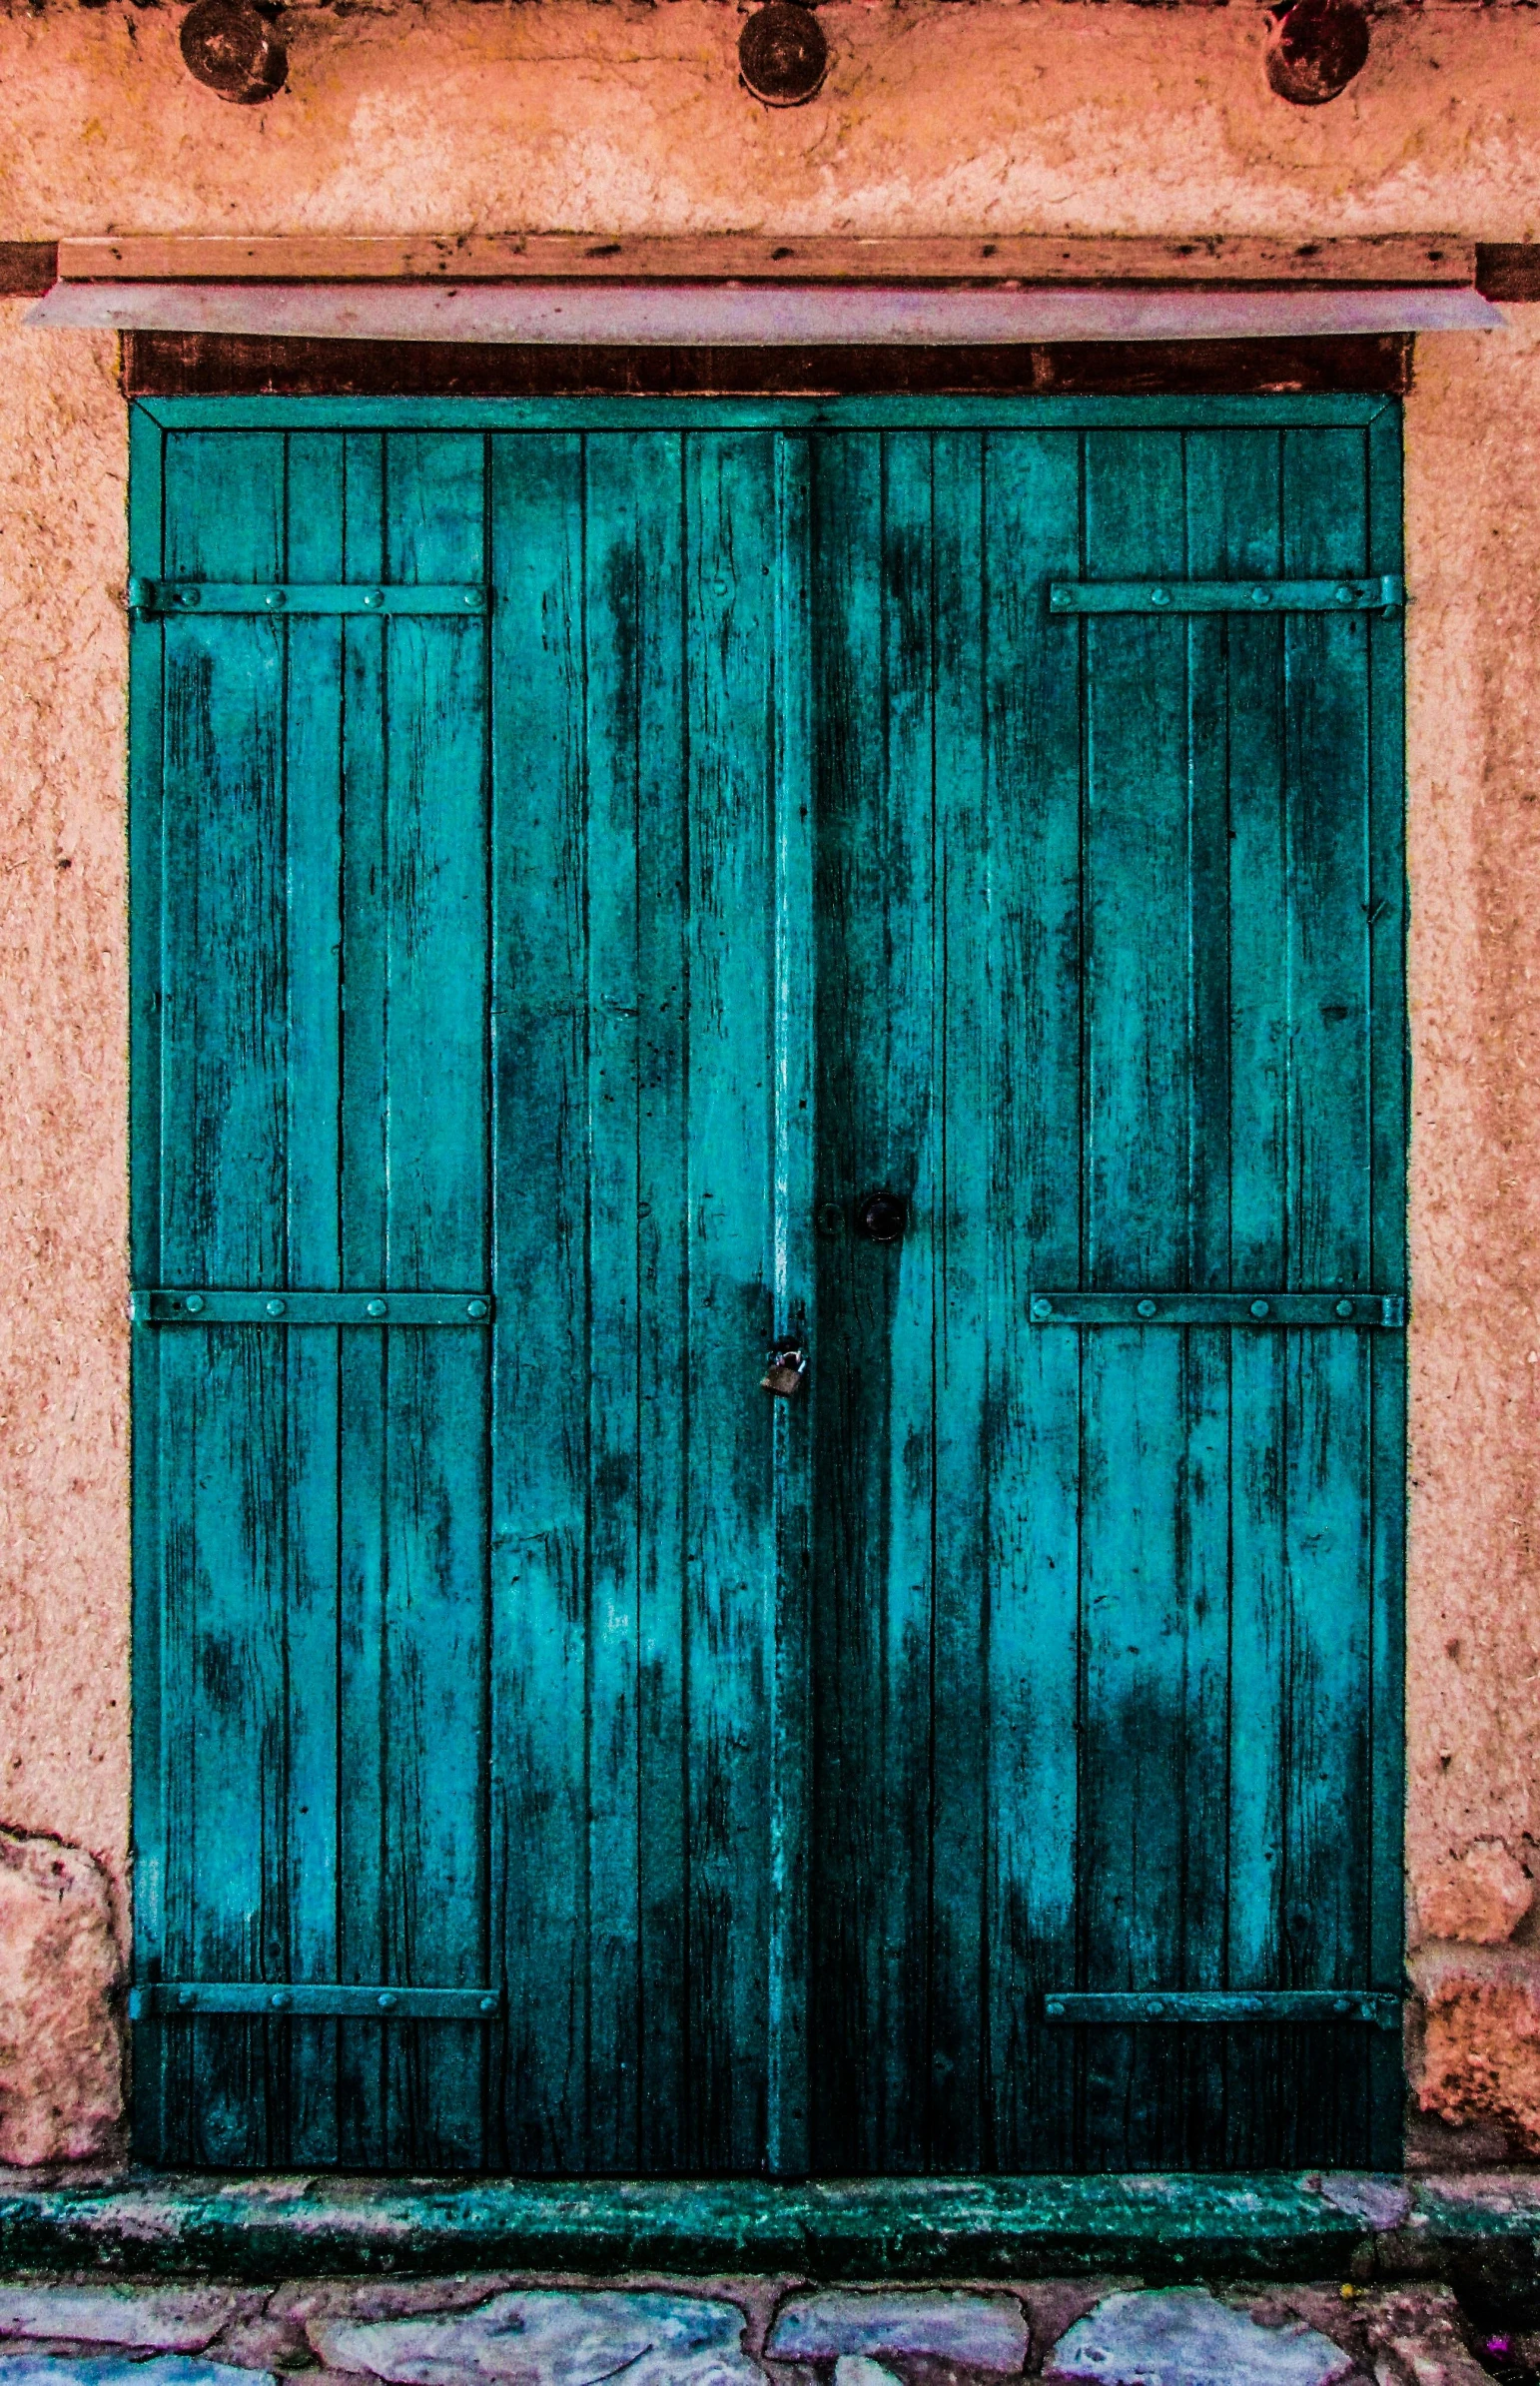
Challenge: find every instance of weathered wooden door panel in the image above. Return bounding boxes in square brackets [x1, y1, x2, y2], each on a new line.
[486, 427, 810, 2174]
[134, 417, 811, 2172]
[134, 427, 493, 2168]
[805, 413, 1403, 2172]
[132, 398, 1402, 2177]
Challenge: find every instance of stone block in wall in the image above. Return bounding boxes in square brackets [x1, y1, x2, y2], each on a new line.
[1410, 1943, 1540, 2155]
[1417, 1841, 1534, 1945]
[0, 1827, 121, 2164]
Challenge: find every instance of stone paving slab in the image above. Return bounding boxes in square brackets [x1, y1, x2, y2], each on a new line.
[0, 2361, 275, 2386]
[0, 2293, 258, 2352]
[310, 2289, 760, 2386]
[1043, 2289, 1357, 2386]
[0, 2269, 1510, 2386]
[769, 2291, 1028, 2370]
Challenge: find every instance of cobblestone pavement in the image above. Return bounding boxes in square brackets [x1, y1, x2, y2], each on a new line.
[0, 2278, 1516, 2386]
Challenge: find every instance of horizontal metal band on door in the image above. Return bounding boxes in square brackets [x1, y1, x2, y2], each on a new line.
[1047, 575, 1404, 614]
[131, 1289, 493, 1324]
[127, 579, 486, 615]
[128, 1984, 500, 2020]
[1028, 1291, 1406, 1327]
[1044, 1992, 1403, 2029]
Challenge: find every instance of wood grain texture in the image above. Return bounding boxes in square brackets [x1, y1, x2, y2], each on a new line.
[120, 335, 1416, 400]
[70, 233, 1475, 288]
[132, 398, 1404, 2175]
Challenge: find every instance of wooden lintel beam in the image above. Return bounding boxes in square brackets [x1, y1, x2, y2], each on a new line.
[58, 233, 1477, 289]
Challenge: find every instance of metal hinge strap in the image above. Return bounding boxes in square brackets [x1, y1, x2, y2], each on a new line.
[1028, 1291, 1406, 1328]
[132, 1289, 492, 1325]
[129, 1983, 500, 2020]
[1048, 575, 1403, 615]
[1044, 1990, 1402, 2028]
[128, 580, 485, 616]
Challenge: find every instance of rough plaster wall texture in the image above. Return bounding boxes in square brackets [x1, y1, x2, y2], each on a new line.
[0, 4, 1539, 245]
[3, 0, 1540, 2160]
[0, 302, 128, 1888]
[1405, 313, 1540, 1907]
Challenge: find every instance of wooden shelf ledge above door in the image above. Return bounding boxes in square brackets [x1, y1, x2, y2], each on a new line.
[33, 231, 1505, 348]
[57, 232, 1480, 288]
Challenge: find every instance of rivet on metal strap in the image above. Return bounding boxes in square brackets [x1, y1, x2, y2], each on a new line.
[366, 1299, 387, 1318]
[478, 1995, 498, 2016]
[466, 1298, 489, 1319]
[266, 1298, 286, 1316]
[1336, 1298, 1354, 1317]
[1150, 586, 1171, 606]
[1250, 1298, 1270, 1318]
[1138, 1298, 1157, 1318]
[1032, 1297, 1054, 1319]
[265, 589, 287, 609]
[1335, 583, 1357, 604]
[1249, 586, 1272, 606]
[184, 1294, 205, 1314]
[270, 1989, 290, 2009]
[363, 589, 385, 608]
[378, 1991, 397, 2011]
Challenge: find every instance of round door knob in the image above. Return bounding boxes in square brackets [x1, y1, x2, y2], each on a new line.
[857, 1193, 907, 1244]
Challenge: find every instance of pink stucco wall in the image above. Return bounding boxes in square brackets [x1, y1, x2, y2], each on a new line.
[4, 0, 1540, 2158]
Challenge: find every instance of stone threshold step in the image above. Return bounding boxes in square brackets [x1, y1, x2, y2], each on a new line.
[0, 2173, 1536, 2300]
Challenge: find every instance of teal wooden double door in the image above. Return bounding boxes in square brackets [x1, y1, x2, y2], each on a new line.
[131, 396, 1405, 2175]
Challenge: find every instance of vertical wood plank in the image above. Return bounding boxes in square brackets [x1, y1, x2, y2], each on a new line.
[926, 429, 988, 2170]
[1184, 428, 1291, 2161]
[810, 429, 885, 2170]
[159, 428, 289, 2164]
[488, 429, 591, 2172]
[1278, 424, 1376, 2162]
[580, 429, 689, 2172]
[1365, 402, 1407, 2165]
[871, 428, 939, 2172]
[683, 429, 780, 2171]
[982, 427, 1084, 2171]
[336, 430, 389, 2167]
[379, 430, 490, 2168]
[1079, 425, 1216, 2166]
[767, 429, 815, 2180]
[278, 431, 348, 2162]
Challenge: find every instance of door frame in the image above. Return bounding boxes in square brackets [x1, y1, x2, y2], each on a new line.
[128, 390, 1407, 2174]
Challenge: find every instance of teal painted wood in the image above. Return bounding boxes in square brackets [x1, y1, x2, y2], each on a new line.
[155, 427, 290, 2164]
[928, 427, 989, 2172]
[138, 396, 1394, 433]
[277, 429, 348, 2164]
[980, 427, 1085, 2168]
[487, 427, 589, 2170]
[1364, 401, 1409, 2165]
[579, 427, 684, 2170]
[377, 429, 490, 2167]
[335, 427, 391, 2167]
[682, 429, 785, 2171]
[132, 398, 1405, 2177]
[766, 431, 815, 2181]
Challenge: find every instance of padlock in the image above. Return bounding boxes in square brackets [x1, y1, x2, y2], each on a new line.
[761, 1342, 809, 1397]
